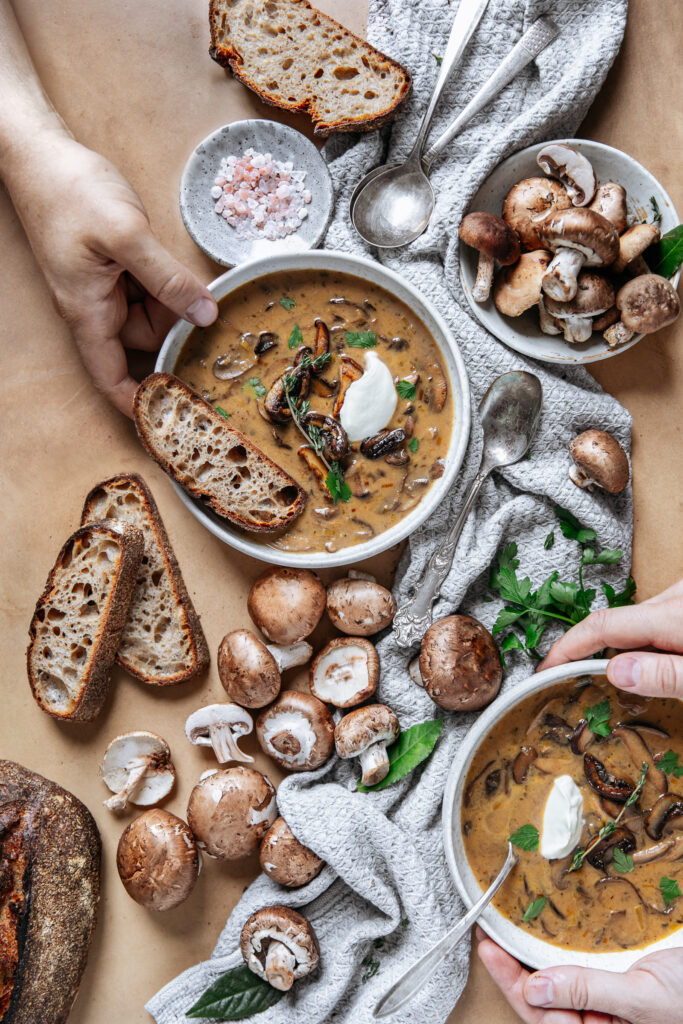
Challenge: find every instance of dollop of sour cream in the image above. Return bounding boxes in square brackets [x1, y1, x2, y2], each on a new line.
[540, 775, 584, 860]
[339, 351, 397, 442]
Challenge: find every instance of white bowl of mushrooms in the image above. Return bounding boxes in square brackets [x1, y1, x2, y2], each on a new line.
[459, 139, 680, 364]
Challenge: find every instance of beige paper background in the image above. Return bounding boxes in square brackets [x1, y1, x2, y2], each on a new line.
[0, 1, 681, 1021]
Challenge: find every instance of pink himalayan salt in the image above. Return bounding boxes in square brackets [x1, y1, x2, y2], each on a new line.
[211, 148, 312, 240]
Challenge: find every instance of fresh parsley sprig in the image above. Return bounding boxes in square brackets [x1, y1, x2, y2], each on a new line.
[660, 876, 682, 907]
[241, 376, 266, 399]
[396, 379, 416, 400]
[570, 762, 648, 872]
[585, 699, 611, 738]
[657, 750, 683, 778]
[279, 296, 296, 310]
[509, 824, 539, 852]
[345, 329, 376, 349]
[613, 847, 635, 874]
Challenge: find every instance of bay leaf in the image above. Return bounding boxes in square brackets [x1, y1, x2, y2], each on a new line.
[357, 719, 443, 792]
[186, 965, 284, 1020]
[649, 223, 683, 278]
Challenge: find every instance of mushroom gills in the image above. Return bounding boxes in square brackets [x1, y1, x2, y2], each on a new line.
[262, 712, 317, 767]
[104, 756, 156, 811]
[311, 643, 374, 704]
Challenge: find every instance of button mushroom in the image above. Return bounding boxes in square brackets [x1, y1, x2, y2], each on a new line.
[492, 250, 559, 334]
[309, 637, 379, 708]
[588, 182, 627, 234]
[568, 429, 630, 494]
[544, 271, 615, 343]
[247, 568, 327, 644]
[603, 274, 680, 348]
[334, 704, 400, 786]
[414, 615, 502, 712]
[186, 766, 276, 859]
[101, 730, 175, 812]
[256, 691, 335, 771]
[326, 577, 397, 636]
[502, 177, 572, 250]
[459, 212, 521, 302]
[240, 906, 320, 991]
[259, 816, 325, 887]
[540, 209, 619, 301]
[613, 222, 660, 275]
[536, 143, 596, 207]
[116, 808, 200, 910]
[217, 628, 313, 708]
[185, 703, 254, 764]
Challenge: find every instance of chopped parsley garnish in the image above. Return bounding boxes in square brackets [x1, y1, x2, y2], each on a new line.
[279, 296, 296, 310]
[325, 464, 351, 504]
[657, 750, 683, 778]
[344, 329, 376, 349]
[241, 376, 266, 398]
[287, 323, 303, 349]
[408, 437, 419, 453]
[396, 379, 416, 400]
[215, 405, 229, 419]
[509, 824, 539, 852]
[660, 877, 682, 907]
[612, 847, 635, 874]
[585, 699, 611, 738]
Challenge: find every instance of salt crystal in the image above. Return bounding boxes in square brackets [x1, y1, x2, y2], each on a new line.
[211, 148, 313, 240]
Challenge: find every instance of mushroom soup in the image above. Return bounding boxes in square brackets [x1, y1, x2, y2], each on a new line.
[174, 269, 453, 553]
[462, 677, 683, 952]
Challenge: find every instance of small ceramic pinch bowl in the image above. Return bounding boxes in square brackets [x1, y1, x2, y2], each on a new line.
[179, 119, 334, 267]
[443, 659, 683, 971]
[460, 139, 680, 364]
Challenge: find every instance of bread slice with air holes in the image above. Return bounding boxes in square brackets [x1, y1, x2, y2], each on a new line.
[208, 0, 412, 137]
[81, 474, 210, 686]
[133, 372, 306, 532]
[27, 520, 144, 721]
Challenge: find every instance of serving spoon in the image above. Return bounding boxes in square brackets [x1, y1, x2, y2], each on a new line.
[393, 371, 543, 650]
[351, 16, 559, 248]
[373, 842, 519, 1019]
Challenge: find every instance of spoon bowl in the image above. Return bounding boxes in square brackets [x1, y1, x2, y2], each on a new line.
[351, 161, 435, 248]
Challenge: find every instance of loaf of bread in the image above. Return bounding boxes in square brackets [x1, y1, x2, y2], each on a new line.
[209, 0, 412, 136]
[82, 474, 210, 686]
[0, 761, 100, 1024]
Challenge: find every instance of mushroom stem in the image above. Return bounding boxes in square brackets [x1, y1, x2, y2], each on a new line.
[265, 940, 296, 991]
[408, 657, 423, 688]
[561, 314, 593, 343]
[538, 297, 562, 335]
[542, 247, 586, 301]
[568, 463, 597, 489]
[472, 253, 495, 303]
[104, 756, 153, 811]
[209, 723, 254, 764]
[359, 741, 391, 786]
[347, 569, 377, 582]
[632, 838, 675, 865]
[266, 640, 313, 673]
[603, 320, 634, 348]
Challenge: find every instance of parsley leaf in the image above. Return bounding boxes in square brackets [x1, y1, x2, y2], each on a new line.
[544, 530, 555, 550]
[396, 379, 416, 400]
[522, 897, 546, 922]
[585, 699, 611, 737]
[613, 847, 635, 874]
[241, 376, 266, 398]
[287, 323, 303, 349]
[345, 329, 376, 349]
[279, 296, 296, 310]
[602, 576, 637, 608]
[214, 405, 229, 419]
[361, 954, 380, 983]
[660, 876, 682, 907]
[433, 52, 443, 65]
[509, 824, 539, 852]
[408, 437, 419, 453]
[657, 750, 683, 778]
[555, 504, 597, 545]
[325, 464, 351, 504]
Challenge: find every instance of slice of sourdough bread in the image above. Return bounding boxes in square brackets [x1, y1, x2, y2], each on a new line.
[209, 0, 412, 136]
[27, 520, 143, 721]
[81, 474, 210, 686]
[133, 372, 306, 533]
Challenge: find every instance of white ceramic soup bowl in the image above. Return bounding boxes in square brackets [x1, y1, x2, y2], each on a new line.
[442, 659, 683, 971]
[155, 250, 471, 568]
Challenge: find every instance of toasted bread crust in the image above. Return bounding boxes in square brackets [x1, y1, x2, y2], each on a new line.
[81, 474, 210, 685]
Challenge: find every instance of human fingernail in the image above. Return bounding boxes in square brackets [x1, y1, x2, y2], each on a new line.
[526, 975, 554, 1006]
[186, 296, 217, 326]
[608, 655, 641, 689]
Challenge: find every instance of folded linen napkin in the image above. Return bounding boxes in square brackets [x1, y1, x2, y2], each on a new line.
[148, 0, 631, 1021]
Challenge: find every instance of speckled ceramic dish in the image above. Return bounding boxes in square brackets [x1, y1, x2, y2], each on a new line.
[460, 139, 680, 364]
[179, 120, 334, 267]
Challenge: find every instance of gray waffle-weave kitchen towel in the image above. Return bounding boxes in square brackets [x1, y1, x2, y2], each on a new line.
[148, 0, 631, 1020]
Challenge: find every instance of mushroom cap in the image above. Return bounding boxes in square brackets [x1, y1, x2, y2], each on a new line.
[539, 208, 619, 265]
[616, 274, 681, 334]
[247, 568, 326, 644]
[334, 704, 400, 758]
[101, 730, 175, 807]
[536, 143, 596, 206]
[218, 629, 281, 708]
[419, 615, 502, 712]
[614, 223, 660, 273]
[502, 177, 571, 250]
[256, 691, 335, 771]
[459, 212, 520, 265]
[116, 808, 199, 911]
[186, 766, 276, 859]
[588, 182, 627, 234]
[493, 250, 552, 316]
[325, 578, 396, 636]
[309, 637, 379, 708]
[259, 817, 325, 887]
[544, 272, 615, 318]
[569, 429, 630, 493]
[240, 905, 319, 982]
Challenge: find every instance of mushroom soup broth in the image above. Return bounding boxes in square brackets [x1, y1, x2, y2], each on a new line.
[175, 270, 453, 552]
[462, 677, 683, 952]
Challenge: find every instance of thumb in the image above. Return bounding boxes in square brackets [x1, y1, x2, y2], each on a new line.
[608, 651, 683, 698]
[524, 965, 653, 1019]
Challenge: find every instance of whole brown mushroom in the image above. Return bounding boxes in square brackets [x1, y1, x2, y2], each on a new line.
[240, 906, 319, 991]
[187, 766, 276, 860]
[604, 274, 680, 348]
[502, 177, 571, 251]
[326, 577, 397, 636]
[568, 429, 630, 494]
[540, 209, 619, 302]
[544, 272, 615, 343]
[259, 816, 325, 887]
[247, 568, 326, 644]
[459, 212, 521, 302]
[414, 615, 502, 712]
[218, 628, 312, 708]
[334, 704, 400, 786]
[116, 808, 199, 911]
[588, 182, 627, 234]
[492, 250, 559, 335]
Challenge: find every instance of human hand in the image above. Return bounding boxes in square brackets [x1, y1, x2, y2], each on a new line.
[539, 578, 683, 698]
[6, 131, 217, 415]
[477, 928, 683, 1024]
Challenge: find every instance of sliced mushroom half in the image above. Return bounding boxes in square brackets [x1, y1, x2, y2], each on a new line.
[310, 637, 379, 708]
[240, 906, 320, 991]
[536, 143, 596, 206]
[583, 754, 635, 804]
[185, 703, 254, 764]
[645, 793, 683, 840]
[101, 730, 175, 812]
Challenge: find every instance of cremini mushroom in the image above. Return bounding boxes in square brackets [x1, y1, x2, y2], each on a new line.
[101, 730, 175, 812]
[644, 793, 683, 840]
[540, 209, 619, 301]
[583, 753, 635, 803]
[613, 222, 660, 275]
[603, 274, 680, 348]
[247, 568, 326, 644]
[256, 691, 335, 771]
[309, 637, 379, 708]
[502, 177, 572, 250]
[415, 615, 502, 712]
[568, 429, 630, 493]
[185, 703, 254, 764]
[116, 808, 200, 910]
[259, 817, 325, 887]
[326, 577, 397, 636]
[544, 272, 615, 343]
[459, 212, 521, 302]
[240, 906, 320, 991]
[585, 825, 636, 871]
[588, 182, 627, 234]
[536, 143, 596, 206]
[186, 766, 276, 859]
[334, 704, 400, 786]
[492, 250, 559, 333]
[218, 628, 313, 708]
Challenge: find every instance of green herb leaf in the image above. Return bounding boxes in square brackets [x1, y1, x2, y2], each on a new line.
[357, 719, 443, 792]
[433, 52, 443, 65]
[361, 955, 380, 983]
[602, 576, 636, 608]
[657, 750, 683, 778]
[241, 376, 266, 398]
[396, 379, 416, 400]
[651, 224, 683, 278]
[571, 848, 585, 871]
[325, 464, 351, 504]
[660, 876, 682, 906]
[279, 296, 296, 310]
[408, 437, 419, 453]
[585, 699, 611, 737]
[522, 897, 546, 922]
[186, 965, 284, 1019]
[215, 405, 229, 419]
[594, 548, 623, 565]
[345, 329, 377, 349]
[313, 351, 332, 370]
[555, 505, 596, 545]
[613, 846, 635, 874]
[509, 824, 540, 852]
[650, 196, 662, 224]
[544, 530, 555, 550]
[287, 323, 303, 349]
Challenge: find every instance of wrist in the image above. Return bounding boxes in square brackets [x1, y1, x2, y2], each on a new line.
[0, 112, 71, 195]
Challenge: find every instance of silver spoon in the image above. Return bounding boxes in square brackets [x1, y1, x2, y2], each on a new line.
[393, 371, 543, 650]
[373, 843, 519, 1019]
[351, 16, 559, 249]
